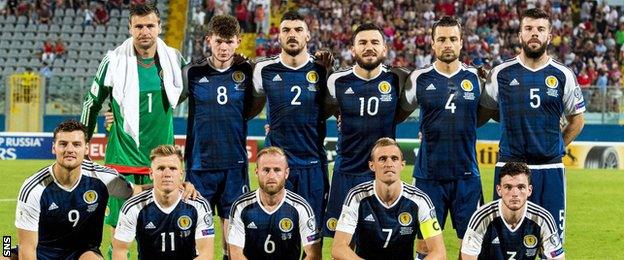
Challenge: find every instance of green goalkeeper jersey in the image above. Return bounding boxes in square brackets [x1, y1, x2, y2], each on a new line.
[81, 54, 184, 174]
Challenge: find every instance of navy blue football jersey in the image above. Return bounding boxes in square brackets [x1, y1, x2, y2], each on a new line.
[335, 181, 442, 259]
[327, 65, 402, 175]
[228, 190, 319, 260]
[253, 55, 328, 167]
[15, 161, 133, 256]
[481, 57, 585, 164]
[115, 189, 215, 259]
[183, 59, 254, 170]
[401, 64, 482, 180]
[462, 199, 564, 259]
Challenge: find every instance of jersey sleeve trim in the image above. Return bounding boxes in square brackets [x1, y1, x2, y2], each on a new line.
[252, 57, 280, 97]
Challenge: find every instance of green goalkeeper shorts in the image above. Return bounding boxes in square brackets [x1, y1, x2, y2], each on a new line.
[104, 174, 152, 227]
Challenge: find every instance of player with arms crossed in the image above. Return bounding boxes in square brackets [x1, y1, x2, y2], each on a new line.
[462, 162, 564, 260]
[251, 11, 331, 228]
[331, 138, 446, 260]
[80, 3, 187, 258]
[113, 145, 214, 260]
[479, 8, 585, 242]
[182, 14, 260, 259]
[322, 22, 409, 237]
[397, 16, 484, 257]
[228, 147, 321, 260]
[14, 120, 194, 260]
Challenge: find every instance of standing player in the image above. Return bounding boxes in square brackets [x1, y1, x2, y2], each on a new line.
[80, 3, 186, 258]
[331, 138, 446, 260]
[251, 11, 330, 228]
[15, 120, 137, 259]
[113, 145, 214, 260]
[183, 14, 259, 259]
[479, 8, 585, 241]
[398, 16, 484, 257]
[322, 23, 409, 237]
[461, 162, 565, 260]
[228, 147, 321, 260]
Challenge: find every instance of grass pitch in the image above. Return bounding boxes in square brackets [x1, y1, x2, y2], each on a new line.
[0, 160, 622, 259]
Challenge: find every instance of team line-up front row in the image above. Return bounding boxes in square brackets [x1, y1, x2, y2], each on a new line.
[15, 3, 582, 260]
[14, 122, 564, 260]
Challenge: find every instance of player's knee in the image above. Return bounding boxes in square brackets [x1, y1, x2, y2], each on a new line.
[79, 250, 103, 260]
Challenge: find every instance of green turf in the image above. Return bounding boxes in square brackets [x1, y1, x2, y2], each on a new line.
[1, 160, 623, 258]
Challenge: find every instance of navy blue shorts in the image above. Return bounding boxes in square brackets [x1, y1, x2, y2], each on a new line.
[37, 245, 102, 260]
[322, 171, 374, 237]
[493, 163, 566, 242]
[187, 166, 250, 218]
[285, 164, 329, 230]
[414, 177, 483, 239]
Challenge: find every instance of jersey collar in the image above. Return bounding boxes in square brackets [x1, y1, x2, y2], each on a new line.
[49, 164, 83, 192]
[432, 61, 462, 78]
[373, 180, 403, 209]
[352, 64, 384, 81]
[279, 53, 313, 70]
[498, 199, 528, 233]
[256, 189, 287, 215]
[516, 55, 552, 72]
[152, 189, 182, 214]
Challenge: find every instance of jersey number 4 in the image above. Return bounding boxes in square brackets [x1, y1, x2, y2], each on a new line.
[445, 94, 456, 114]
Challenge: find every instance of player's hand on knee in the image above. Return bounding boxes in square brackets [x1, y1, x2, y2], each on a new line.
[314, 49, 334, 71]
[181, 182, 199, 200]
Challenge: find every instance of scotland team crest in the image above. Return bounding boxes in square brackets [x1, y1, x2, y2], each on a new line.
[178, 215, 193, 230]
[398, 212, 413, 226]
[378, 81, 391, 94]
[460, 79, 474, 91]
[523, 234, 538, 248]
[83, 190, 98, 204]
[326, 218, 338, 231]
[232, 71, 245, 83]
[279, 218, 294, 232]
[545, 75, 559, 89]
[306, 71, 319, 84]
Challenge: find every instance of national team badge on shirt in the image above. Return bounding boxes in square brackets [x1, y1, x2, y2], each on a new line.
[378, 81, 391, 94]
[279, 218, 294, 232]
[398, 212, 413, 226]
[326, 218, 338, 231]
[232, 71, 246, 83]
[523, 234, 538, 248]
[306, 71, 319, 84]
[83, 190, 98, 204]
[178, 215, 193, 230]
[460, 79, 474, 91]
[545, 75, 559, 89]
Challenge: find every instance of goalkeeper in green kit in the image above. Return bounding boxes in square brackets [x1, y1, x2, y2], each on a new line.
[80, 3, 186, 259]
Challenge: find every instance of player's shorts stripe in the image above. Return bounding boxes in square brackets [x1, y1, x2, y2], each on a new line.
[527, 203, 558, 234]
[467, 202, 498, 230]
[344, 182, 374, 206]
[121, 191, 153, 214]
[286, 192, 313, 217]
[19, 167, 51, 202]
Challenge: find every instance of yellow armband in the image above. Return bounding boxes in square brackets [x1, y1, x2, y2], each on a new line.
[420, 218, 442, 239]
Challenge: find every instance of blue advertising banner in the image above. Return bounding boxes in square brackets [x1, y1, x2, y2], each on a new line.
[0, 133, 52, 160]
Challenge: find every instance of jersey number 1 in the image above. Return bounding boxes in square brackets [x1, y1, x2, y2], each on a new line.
[161, 232, 175, 252]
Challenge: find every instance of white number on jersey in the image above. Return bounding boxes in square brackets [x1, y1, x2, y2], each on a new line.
[359, 97, 380, 116]
[506, 251, 517, 260]
[291, 86, 302, 105]
[382, 228, 392, 248]
[68, 209, 80, 227]
[264, 234, 276, 253]
[217, 86, 228, 105]
[160, 232, 176, 252]
[445, 94, 456, 113]
[530, 88, 540, 108]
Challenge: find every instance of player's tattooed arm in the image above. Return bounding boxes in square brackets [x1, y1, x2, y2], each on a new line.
[563, 113, 584, 146]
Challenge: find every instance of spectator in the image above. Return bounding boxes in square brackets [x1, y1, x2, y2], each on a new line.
[36, 1, 52, 24]
[82, 4, 94, 26]
[597, 68, 609, 95]
[42, 39, 55, 64]
[39, 62, 53, 79]
[94, 3, 109, 25]
[54, 39, 66, 59]
[192, 7, 206, 26]
[235, 0, 249, 32]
